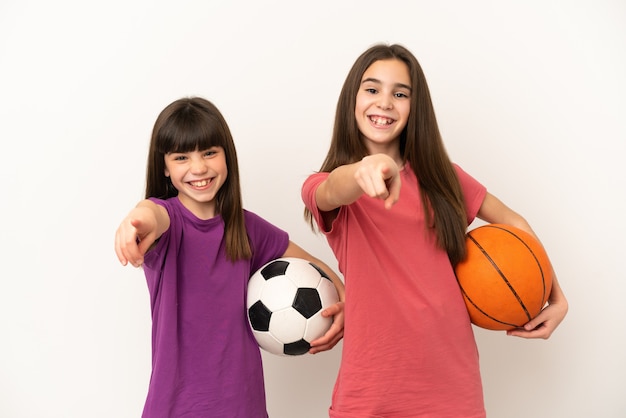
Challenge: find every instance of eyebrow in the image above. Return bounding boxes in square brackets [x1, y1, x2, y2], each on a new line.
[361, 77, 412, 92]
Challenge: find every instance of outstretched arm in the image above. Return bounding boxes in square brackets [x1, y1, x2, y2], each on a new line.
[477, 193, 568, 339]
[316, 154, 402, 212]
[114, 200, 170, 268]
[282, 241, 345, 354]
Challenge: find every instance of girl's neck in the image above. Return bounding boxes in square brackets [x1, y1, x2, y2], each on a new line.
[176, 196, 217, 220]
[366, 139, 401, 163]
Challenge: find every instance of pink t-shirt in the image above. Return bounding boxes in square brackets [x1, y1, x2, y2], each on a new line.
[302, 164, 487, 418]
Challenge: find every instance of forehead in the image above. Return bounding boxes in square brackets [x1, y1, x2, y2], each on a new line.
[361, 59, 411, 88]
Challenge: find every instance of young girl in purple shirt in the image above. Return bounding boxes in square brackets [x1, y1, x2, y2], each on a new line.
[115, 96, 344, 418]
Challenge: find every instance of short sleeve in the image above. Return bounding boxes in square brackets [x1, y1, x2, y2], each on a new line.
[244, 210, 290, 273]
[301, 172, 331, 233]
[453, 164, 487, 223]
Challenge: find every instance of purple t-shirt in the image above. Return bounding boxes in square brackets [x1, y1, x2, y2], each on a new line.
[141, 197, 289, 418]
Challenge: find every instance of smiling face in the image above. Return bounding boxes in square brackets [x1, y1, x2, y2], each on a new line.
[355, 58, 412, 160]
[164, 146, 228, 219]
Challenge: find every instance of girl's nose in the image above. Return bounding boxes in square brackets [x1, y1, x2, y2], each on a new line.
[190, 157, 209, 174]
[377, 95, 393, 110]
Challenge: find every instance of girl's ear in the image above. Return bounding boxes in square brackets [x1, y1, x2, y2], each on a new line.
[164, 168, 170, 177]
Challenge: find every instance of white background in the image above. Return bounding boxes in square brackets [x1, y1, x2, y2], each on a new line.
[1, 1, 625, 417]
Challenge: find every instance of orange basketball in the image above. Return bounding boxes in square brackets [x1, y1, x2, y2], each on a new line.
[454, 224, 553, 330]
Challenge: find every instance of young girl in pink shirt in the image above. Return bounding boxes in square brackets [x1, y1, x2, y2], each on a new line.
[302, 43, 568, 418]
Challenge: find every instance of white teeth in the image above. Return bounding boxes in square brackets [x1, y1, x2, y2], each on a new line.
[370, 116, 393, 125]
[190, 180, 208, 187]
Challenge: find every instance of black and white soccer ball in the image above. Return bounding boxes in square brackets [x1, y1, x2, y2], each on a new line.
[247, 257, 339, 356]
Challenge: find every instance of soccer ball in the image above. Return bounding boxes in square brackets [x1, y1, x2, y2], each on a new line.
[247, 257, 339, 356]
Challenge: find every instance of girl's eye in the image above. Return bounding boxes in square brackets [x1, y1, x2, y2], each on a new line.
[395, 92, 409, 99]
[365, 88, 378, 94]
[173, 155, 187, 161]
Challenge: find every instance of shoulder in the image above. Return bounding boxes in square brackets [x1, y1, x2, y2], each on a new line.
[243, 209, 290, 265]
[243, 209, 265, 225]
[451, 162, 467, 177]
[146, 197, 177, 223]
[450, 163, 487, 216]
[244, 210, 286, 236]
[148, 196, 166, 206]
[148, 196, 178, 212]
[302, 171, 329, 190]
[301, 171, 329, 205]
[451, 163, 484, 189]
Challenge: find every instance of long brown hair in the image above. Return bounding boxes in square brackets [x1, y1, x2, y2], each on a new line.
[305, 43, 468, 265]
[146, 97, 251, 261]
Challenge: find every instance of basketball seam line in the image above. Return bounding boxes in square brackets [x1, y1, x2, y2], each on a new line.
[459, 229, 534, 326]
[488, 225, 548, 305]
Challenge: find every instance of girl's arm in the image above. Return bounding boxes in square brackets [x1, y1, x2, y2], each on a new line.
[115, 199, 171, 268]
[282, 241, 345, 354]
[477, 193, 569, 339]
[316, 154, 402, 212]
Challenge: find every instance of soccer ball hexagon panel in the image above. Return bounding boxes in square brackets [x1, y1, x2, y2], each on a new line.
[247, 257, 339, 356]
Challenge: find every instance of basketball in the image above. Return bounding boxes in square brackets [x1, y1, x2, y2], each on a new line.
[454, 224, 553, 330]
